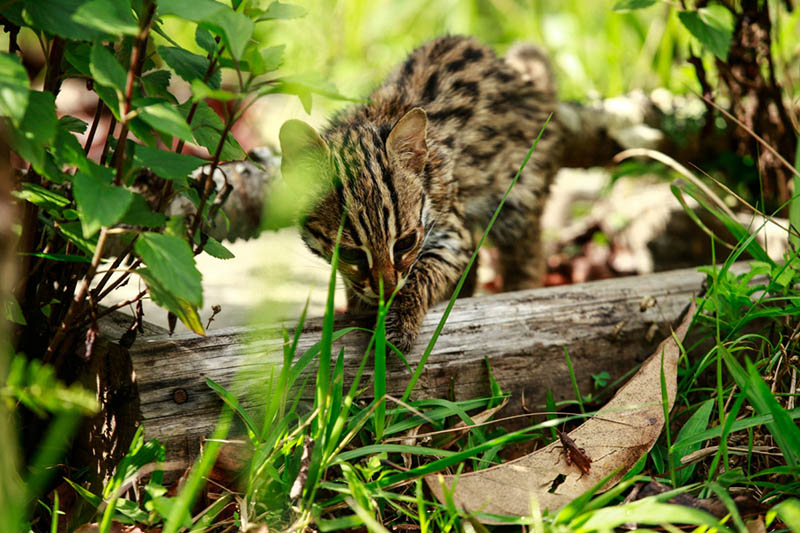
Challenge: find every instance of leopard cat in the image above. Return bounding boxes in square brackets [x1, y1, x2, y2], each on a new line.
[279, 35, 561, 352]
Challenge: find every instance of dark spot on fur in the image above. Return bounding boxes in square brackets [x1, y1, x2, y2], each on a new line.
[451, 80, 479, 100]
[423, 72, 439, 102]
[428, 107, 473, 124]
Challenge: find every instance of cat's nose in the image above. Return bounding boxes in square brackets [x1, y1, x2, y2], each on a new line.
[369, 270, 397, 297]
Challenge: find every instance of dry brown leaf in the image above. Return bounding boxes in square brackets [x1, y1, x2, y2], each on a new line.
[425, 300, 696, 521]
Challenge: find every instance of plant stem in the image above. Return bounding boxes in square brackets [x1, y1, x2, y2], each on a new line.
[44, 228, 109, 362]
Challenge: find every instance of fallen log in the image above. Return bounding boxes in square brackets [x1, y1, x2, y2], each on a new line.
[120, 265, 715, 474]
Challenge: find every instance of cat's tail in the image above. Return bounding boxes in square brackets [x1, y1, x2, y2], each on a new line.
[504, 43, 556, 98]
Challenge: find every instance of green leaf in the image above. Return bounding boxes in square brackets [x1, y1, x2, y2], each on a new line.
[21, 252, 91, 263]
[772, 499, 800, 532]
[71, 0, 138, 36]
[260, 45, 285, 71]
[195, 26, 218, 55]
[56, 221, 96, 255]
[246, 44, 284, 76]
[138, 103, 195, 143]
[141, 70, 174, 101]
[0, 52, 29, 124]
[612, 0, 656, 10]
[678, 6, 734, 61]
[158, 46, 221, 89]
[4, 295, 26, 325]
[137, 267, 204, 335]
[73, 172, 135, 237]
[158, 0, 254, 60]
[190, 79, 239, 102]
[258, 1, 307, 20]
[130, 143, 205, 181]
[181, 101, 245, 160]
[121, 194, 167, 228]
[53, 126, 90, 172]
[23, 0, 106, 40]
[13, 183, 70, 210]
[90, 43, 127, 93]
[266, 73, 355, 114]
[672, 398, 713, 485]
[200, 235, 234, 259]
[134, 232, 202, 308]
[7, 90, 58, 171]
[58, 115, 88, 134]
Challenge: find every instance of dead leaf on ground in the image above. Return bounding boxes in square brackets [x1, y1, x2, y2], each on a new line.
[425, 300, 696, 522]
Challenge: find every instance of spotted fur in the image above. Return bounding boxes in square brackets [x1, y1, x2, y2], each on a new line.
[279, 36, 560, 352]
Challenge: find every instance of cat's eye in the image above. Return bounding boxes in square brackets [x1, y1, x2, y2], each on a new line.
[338, 247, 366, 265]
[394, 232, 418, 256]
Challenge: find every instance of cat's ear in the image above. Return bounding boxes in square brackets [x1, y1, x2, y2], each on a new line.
[387, 107, 428, 173]
[279, 119, 329, 180]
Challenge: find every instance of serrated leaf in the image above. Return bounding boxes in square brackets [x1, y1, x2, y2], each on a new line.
[73, 172, 134, 237]
[612, 0, 656, 10]
[200, 234, 234, 259]
[181, 100, 245, 160]
[141, 70, 174, 100]
[72, 0, 138, 36]
[195, 26, 217, 55]
[158, 0, 253, 60]
[678, 6, 734, 61]
[90, 43, 127, 93]
[134, 232, 202, 307]
[138, 103, 195, 143]
[0, 52, 30, 124]
[130, 143, 205, 181]
[258, 1, 307, 20]
[137, 267, 204, 335]
[158, 46, 221, 89]
[121, 194, 167, 227]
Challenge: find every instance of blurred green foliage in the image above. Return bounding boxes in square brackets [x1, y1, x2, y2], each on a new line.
[253, 0, 799, 106]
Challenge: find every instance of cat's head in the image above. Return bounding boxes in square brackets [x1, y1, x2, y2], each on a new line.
[279, 107, 430, 304]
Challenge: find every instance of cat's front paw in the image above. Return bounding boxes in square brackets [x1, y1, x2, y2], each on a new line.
[384, 310, 421, 354]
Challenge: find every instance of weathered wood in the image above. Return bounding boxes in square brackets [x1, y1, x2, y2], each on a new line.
[127, 266, 714, 468]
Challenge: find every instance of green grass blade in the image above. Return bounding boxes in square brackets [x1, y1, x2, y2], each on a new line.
[401, 115, 552, 404]
[162, 407, 233, 533]
[564, 346, 585, 414]
[374, 285, 387, 442]
[672, 398, 713, 485]
[720, 347, 800, 466]
[576, 499, 733, 533]
[206, 377, 259, 442]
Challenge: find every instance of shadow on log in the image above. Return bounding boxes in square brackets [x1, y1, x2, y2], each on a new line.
[77, 266, 721, 480]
